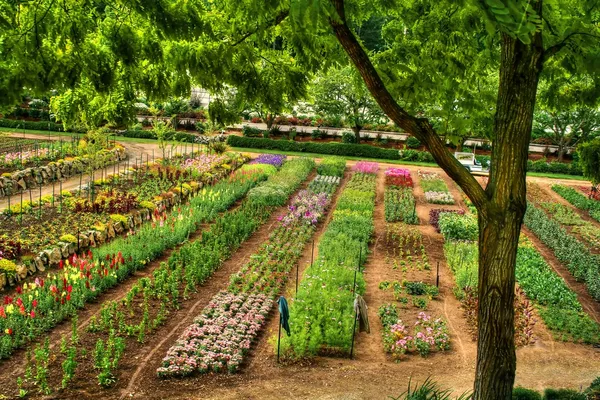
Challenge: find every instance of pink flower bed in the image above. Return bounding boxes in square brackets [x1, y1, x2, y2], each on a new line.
[385, 168, 413, 187]
[353, 161, 379, 174]
[0, 148, 50, 166]
[181, 154, 228, 174]
[157, 292, 272, 377]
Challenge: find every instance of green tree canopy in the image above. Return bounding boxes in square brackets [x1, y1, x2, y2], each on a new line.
[311, 66, 387, 141]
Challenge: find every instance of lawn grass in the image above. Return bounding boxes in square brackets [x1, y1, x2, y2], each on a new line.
[0, 127, 173, 145]
[230, 146, 438, 167]
[232, 147, 588, 181]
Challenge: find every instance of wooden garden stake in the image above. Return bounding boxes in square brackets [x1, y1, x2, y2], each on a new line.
[350, 307, 358, 359]
[436, 261, 440, 287]
[277, 312, 282, 363]
[52, 181, 55, 209]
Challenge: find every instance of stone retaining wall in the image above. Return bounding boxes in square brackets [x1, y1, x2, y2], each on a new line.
[0, 146, 127, 198]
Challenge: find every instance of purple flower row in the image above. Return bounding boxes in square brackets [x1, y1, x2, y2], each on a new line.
[157, 291, 272, 377]
[249, 154, 287, 168]
[279, 190, 330, 227]
[353, 161, 379, 174]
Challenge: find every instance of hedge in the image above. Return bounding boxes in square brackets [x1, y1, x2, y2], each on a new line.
[228, 136, 583, 175]
[0, 119, 86, 133]
[227, 135, 402, 160]
[116, 129, 197, 143]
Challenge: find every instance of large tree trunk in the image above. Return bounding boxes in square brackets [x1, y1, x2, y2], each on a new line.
[351, 125, 362, 143]
[557, 137, 566, 162]
[328, 2, 543, 398]
[474, 32, 543, 399]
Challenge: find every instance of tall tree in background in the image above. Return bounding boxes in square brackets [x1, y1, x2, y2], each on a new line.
[534, 75, 600, 160]
[1, 1, 600, 398]
[311, 66, 386, 142]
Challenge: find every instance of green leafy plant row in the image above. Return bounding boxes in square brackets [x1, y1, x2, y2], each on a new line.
[280, 171, 377, 358]
[523, 202, 600, 301]
[438, 213, 478, 242]
[316, 156, 346, 177]
[552, 184, 600, 223]
[516, 242, 599, 344]
[384, 186, 418, 224]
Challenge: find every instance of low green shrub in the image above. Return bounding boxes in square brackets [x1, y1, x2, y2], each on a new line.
[341, 131, 357, 143]
[513, 387, 542, 400]
[317, 157, 346, 177]
[406, 136, 421, 149]
[438, 213, 478, 241]
[242, 125, 263, 137]
[543, 388, 585, 400]
[227, 136, 401, 160]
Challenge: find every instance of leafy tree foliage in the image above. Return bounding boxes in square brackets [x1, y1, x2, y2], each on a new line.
[579, 138, 600, 188]
[311, 66, 386, 141]
[534, 74, 600, 160]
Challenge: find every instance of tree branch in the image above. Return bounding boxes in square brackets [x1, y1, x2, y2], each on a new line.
[328, 0, 488, 211]
[231, 10, 289, 47]
[543, 32, 600, 63]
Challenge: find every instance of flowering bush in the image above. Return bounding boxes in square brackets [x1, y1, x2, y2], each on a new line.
[379, 307, 451, 360]
[158, 292, 272, 376]
[249, 154, 287, 168]
[424, 191, 455, 205]
[353, 161, 379, 174]
[279, 190, 330, 226]
[385, 168, 413, 187]
[181, 154, 229, 174]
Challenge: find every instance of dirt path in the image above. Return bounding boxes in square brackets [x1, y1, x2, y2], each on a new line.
[352, 168, 387, 363]
[522, 227, 600, 323]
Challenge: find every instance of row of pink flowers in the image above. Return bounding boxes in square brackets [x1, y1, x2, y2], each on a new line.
[279, 190, 330, 226]
[385, 168, 413, 187]
[181, 154, 229, 174]
[385, 312, 450, 360]
[157, 292, 272, 376]
[353, 161, 379, 174]
[0, 148, 50, 166]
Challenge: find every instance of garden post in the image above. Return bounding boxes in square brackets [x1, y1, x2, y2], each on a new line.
[79, 172, 82, 196]
[436, 261, 440, 287]
[38, 184, 42, 220]
[7, 193, 10, 216]
[52, 181, 55, 209]
[77, 230, 80, 254]
[19, 190, 23, 226]
[59, 180, 63, 214]
[277, 313, 282, 363]
[311, 239, 315, 267]
[29, 188, 33, 210]
[350, 307, 358, 359]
